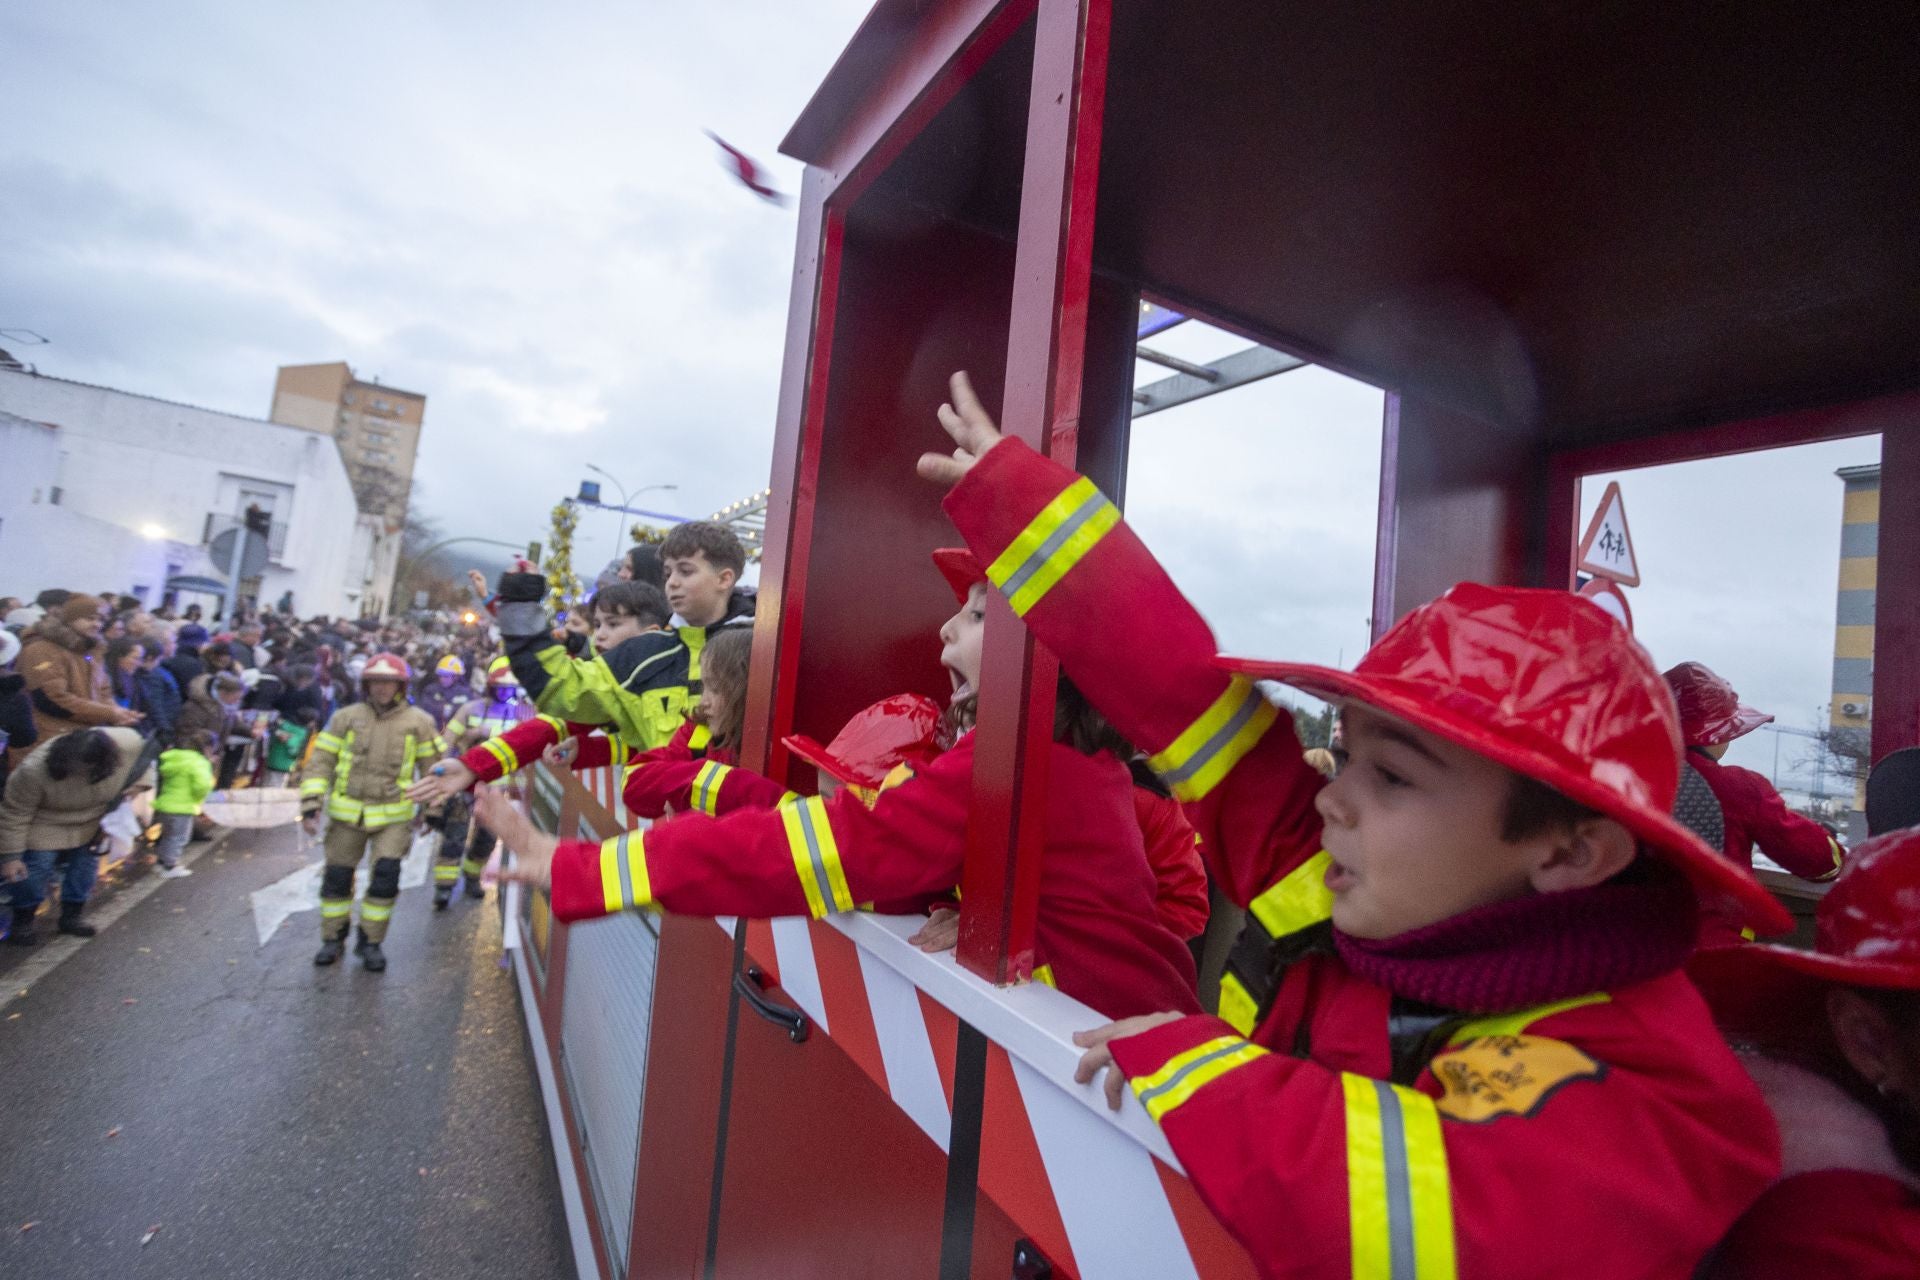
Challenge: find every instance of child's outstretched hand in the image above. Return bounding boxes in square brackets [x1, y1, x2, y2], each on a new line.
[473, 788, 557, 891]
[544, 737, 579, 769]
[916, 371, 1006, 488]
[907, 906, 960, 953]
[1072, 1012, 1187, 1111]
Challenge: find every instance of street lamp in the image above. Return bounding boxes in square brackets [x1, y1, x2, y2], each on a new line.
[583, 464, 676, 563]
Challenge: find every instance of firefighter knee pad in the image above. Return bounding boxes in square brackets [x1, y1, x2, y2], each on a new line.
[321, 864, 357, 898]
[368, 857, 403, 899]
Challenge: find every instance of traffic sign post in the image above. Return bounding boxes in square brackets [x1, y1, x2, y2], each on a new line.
[1576, 480, 1641, 586]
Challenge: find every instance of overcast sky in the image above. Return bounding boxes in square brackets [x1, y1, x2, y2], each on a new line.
[4, 1, 1878, 795]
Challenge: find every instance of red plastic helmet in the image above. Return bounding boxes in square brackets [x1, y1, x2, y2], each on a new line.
[1217, 582, 1792, 935]
[932, 547, 987, 605]
[486, 655, 518, 688]
[1662, 661, 1773, 748]
[783, 694, 944, 791]
[360, 652, 412, 683]
[1690, 826, 1920, 1059]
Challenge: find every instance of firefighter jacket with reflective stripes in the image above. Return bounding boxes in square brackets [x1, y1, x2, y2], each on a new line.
[300, 701, 445, 829]
[1687, 748, 1845, 947]
[1704, 1169, 1920, 1280]
[944, 439, 1779, 1279]
[504, 601, 755, 754]
[570, 719, 790, 820]
[546, 734, 1203, 1022]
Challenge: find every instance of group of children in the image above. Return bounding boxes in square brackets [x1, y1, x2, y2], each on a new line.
[388, 371, 1915, 1276]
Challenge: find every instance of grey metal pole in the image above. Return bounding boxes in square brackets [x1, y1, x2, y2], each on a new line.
[224, 516, 247, 623]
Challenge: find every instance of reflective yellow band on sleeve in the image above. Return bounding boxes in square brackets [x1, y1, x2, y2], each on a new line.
[481, 738, 519, 776]
[536, 714, 567, 735]
[434, 865, 461, 884]
[300, 778, 330, 798]
[986, 476, 1121, 616]
[781, 796, 854, 919]
[1129, 1034, 1269, 1124]
[1148, 675, 1281, 803]
[1217, 973, 1262, 1036]
[777, 791, 801, 807]
[691, 761, 731, 815]
[1248, 851, 1335, 939]
[1343, 1073, 1457, 1280]
[598, 832, 651, 914]
[313, 732, 345, 752]
[1445, 992, 1610, 1047]
[1816, 836, 1845, 882]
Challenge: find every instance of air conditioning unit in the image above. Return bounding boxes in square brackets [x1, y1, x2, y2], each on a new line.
[1839, 701, 1867, 717]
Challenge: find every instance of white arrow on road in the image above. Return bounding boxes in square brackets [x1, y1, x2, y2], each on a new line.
[249, 829, 442, 946]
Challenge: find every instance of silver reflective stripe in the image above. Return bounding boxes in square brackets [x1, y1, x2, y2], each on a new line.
[796, 801, 836, 912]
[997, 491, 1109, 600]
[1158, 684, 1265, 787]
[1133, 1040, 1246, 1110]
[614, 834, 636, 908]
[1374, 1079, 1418, 1280]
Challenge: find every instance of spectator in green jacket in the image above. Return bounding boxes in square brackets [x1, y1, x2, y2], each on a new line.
[152, 731, 219, 878]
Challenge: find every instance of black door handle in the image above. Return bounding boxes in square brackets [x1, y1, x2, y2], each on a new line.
[733, 965, 809, 1043]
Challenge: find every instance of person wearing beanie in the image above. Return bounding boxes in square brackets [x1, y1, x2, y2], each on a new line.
[909, 370, 1785, 1279]
[1664, 660, 1845, 947]
[16, 595, 140, 743]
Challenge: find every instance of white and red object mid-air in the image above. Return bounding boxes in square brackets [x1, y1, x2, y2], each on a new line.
[705, 131, 788, 205]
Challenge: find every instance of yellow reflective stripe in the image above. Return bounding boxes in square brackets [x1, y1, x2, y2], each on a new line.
[359, 902, 394, 922]
[692, 761, 731, 815]
[300, 778, 330, 797]
[446, 717, 470, 740]
[1248, 850, 1335, 939]
[434, 865, 461, 883]
[482, 736, 519, 775]
[985, 475, 1121, 616]
[1739, 926, 1757, 942]
[1033, 964, 1056, 988]
[313, 732, 345, 752]
[1217, 973, 1261, 1036]
[1130, 1034, 1269, 1124]
[777, 791, 801, 807]
[319, 900, 352, 918]
[689, 723, 712, 750]
[536, 714, 567, 735]
[780, 796, 854, 919]
[461, 857, 487, 876]
[1148, 676, 1281, 803]
[1343, 1073, 1457, 1280]
[398, 735, 415, 789]
[1815, 836, 1845, 882]
[1445, 992, 1610, 1047]
[333, 730, 356, 791]
[597, 832, 651, 913]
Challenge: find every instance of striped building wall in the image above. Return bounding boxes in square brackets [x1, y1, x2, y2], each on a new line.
[1832, 464, 1879, 836]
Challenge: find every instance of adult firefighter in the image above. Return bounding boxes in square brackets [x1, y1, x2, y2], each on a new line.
[1691, 825, 1920, 1277]
[1663, 661, 1846, 946]
[430, 657, 534, 908]
[299, 653, 445, 971]
[415, 654, 470, 730]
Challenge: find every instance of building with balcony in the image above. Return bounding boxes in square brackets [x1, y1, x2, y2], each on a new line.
[0, 369, 401, 618]
[269, 362, 426, 526]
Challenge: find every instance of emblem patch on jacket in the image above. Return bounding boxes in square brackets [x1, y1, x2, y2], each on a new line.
[1429, 1035, 1605, 1123]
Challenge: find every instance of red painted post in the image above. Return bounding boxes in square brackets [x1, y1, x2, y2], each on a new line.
[956, 0, 1112, 984]
[1872, 423, 1920, 762]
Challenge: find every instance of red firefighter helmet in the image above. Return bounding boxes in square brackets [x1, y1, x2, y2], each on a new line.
[783, 694, 944, 791]
[932, 547, 987, 605]
[1691, 826, 1920, 1062]
[1662, 661, 1773, 748]
[360, 652, 412, 684]
[1216, 582, 1793, 935]
[486, 655, 518, 689]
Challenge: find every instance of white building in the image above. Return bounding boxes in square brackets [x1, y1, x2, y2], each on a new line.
[0, 370, 401, 618]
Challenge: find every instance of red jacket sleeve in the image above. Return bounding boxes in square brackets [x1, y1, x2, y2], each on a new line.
[1107, 997, 1779, 1279]
[461, 714, 579, 783]
[944, 439, 1326, 907]
[549, 747, 974, 923]
[1133, 788, 1211, 939]
[1722, 764, 1844, 882]
[620, 724, 793, 819]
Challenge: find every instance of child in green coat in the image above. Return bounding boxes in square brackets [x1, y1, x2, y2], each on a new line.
[153, 731, 219, 877]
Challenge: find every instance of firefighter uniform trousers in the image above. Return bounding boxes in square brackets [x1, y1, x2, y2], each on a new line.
[434, 704, 529, 892]
[321, 819, 414, 943]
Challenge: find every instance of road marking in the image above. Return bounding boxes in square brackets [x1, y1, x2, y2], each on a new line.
[249, 829, 440, 946]
[0, 829, 234, 1018]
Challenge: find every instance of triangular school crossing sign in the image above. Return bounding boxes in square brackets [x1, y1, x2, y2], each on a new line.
[1576, 481, 1640, 587]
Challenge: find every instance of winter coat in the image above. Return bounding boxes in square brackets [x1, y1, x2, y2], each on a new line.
[135, 666, 183, 742]
[0, 672, 41, 789]
[16, 617, 118, 741]
[0, 727, 157, 859]
[154, 748, 216, 816]
[162, 650, 205, 694]
[176, 674, 236, 745]
[273, 683, 325, 725]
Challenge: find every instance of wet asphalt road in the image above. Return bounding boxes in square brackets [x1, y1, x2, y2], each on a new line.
[0, 823, 571, 1278]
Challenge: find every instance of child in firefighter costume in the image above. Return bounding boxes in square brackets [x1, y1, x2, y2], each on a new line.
[1691, 825, 1920, 1278]
[914, 373, 1787, 1278]
[299, 653, 445, 971]
[429, 656, 535, 908]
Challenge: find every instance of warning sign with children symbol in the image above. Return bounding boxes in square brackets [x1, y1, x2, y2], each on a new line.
[1576, 481, 1641, 587]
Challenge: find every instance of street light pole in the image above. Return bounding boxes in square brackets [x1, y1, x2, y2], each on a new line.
[584, 465, 676, 565]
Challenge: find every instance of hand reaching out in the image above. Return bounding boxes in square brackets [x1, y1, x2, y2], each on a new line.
[1072, 1012, 1187, 1111]
[408, 760, 475, 804]
[544, 737, 579, 769]
[473, 788, 557, 891]
[467, 568, 489, 600]
[915, 371, 1007, 488]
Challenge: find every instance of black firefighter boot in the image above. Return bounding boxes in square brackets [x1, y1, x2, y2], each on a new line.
[57, 900, 97, 938]
[432, 884, 453, 910]
[354, 927, 387, 973]
[463, 874, 486, 900]
[313, 934, 346, 966]
[6, 906, 39, 946]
